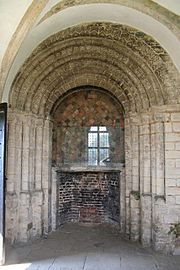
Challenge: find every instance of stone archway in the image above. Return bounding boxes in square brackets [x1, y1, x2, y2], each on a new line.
[6, 23, 180, 254]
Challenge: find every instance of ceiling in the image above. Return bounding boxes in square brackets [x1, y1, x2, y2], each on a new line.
[0, 0, 179, 64]
[152, 0, 180, 15]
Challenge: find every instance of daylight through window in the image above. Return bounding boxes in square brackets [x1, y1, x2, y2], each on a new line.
[88, 126, 109, 166]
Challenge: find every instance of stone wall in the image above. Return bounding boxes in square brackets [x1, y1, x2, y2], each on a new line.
[4, 18, 180, 255]
[5, 106, 180, 254]
[6, 110, 52, 243]
[56, 171, 120, 226]
[125, 107, 180, 253]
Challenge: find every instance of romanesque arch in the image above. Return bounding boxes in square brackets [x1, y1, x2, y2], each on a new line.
[6, 23, 180, 254]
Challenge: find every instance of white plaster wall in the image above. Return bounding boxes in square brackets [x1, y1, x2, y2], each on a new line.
[37, 0, 180, 23]
[153, 0, 180, 15]
[0, 0, 32, 64]
[37, 0, 62, 22]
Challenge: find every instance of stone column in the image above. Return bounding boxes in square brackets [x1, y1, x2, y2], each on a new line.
[6, 113, 21, 242]
[150, 108, 180, 254]
[51, 166, 57, 231]
[6, 111, 53, 243]
[153, 110, 180, 253]
[34, 120, 44, 190]
[42, 118, 52, 234]
[139, 115, 152, 247]
[129, 115, 141, 241]
[124, 117, 131, 237]
[21, 118, 30, 191]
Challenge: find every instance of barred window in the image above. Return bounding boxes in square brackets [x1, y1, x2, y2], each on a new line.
[88, 126, 109, 166]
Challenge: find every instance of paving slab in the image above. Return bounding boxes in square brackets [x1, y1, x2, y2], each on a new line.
[0, 224, 179, 270]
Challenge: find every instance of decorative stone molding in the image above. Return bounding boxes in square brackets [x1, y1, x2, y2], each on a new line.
[10, 23, 180, 116]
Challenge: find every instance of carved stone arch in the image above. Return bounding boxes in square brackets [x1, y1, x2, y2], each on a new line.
[29, 59, 144, 115]
[10, 23, 180, 116]
[43, 74, 130, 116]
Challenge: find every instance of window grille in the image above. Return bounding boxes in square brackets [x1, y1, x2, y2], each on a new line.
[88, 126, 109, 166]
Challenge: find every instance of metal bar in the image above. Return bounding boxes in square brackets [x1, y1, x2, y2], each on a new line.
[97, 127, 100, 164]
[0, 103, 7, 266]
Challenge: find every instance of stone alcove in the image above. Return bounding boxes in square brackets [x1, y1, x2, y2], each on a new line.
[51, 87, 124, 228]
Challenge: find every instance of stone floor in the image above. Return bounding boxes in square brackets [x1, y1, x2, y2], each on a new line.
[1, 223, 180, 270]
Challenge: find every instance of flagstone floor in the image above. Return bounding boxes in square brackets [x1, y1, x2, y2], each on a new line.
[0, 223, 180, 270]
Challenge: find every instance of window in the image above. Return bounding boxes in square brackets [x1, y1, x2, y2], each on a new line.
[88, 126, 109, 166]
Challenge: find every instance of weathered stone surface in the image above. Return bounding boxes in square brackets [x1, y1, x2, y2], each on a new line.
[4, 21, 180, 255]
[10, 23, 180, 115]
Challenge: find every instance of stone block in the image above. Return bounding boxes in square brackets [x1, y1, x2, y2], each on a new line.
[165, 151, 180, 159]
[166, 178, 176, 187]
[164, 122, 172, 132]
[154, 113, 170, 123]
[176, 142, 180, 150]
[166, 159, 176, 168]
[166, 167, 180, 177]
[166, 187, 180, 196]
[164, 214, 179, 224]
[32, 191, 43, 206]
[165, 133, 180, 142]
[175, 196, 180, 205]
[171, 113, 180, 122]
[20, 192, 30, 206]
[140, 125, 150, 135]
[173, 122, 180, 132]
[166, 195, 176, 205]
[6, 181, 15, 192]
[177, 179, 180, 186]
[176, 160, 180, 168]
[165, 142, 175, 150]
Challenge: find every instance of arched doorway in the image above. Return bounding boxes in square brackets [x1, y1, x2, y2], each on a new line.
[5, 23, 180, 254]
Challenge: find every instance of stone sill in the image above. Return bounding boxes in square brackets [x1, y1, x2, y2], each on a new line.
[55, 164, 124, 173]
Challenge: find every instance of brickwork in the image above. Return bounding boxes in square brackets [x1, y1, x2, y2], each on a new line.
[57, 171, 120, 226]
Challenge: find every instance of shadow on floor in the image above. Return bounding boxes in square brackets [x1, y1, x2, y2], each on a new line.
[2, 224, 180, 270]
